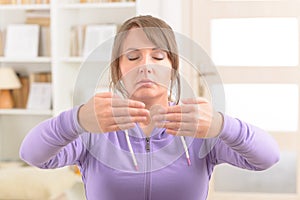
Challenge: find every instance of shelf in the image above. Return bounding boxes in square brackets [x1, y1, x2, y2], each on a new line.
[60, 57, 84, 63]
[0, 109, 53, 116]
[58, 2, 135, 9]
[0, 4, 50, 11]
[0, 57, 51, 63]
[60, 57, 109, 63]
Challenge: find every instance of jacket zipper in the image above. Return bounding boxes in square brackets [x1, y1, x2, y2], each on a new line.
[146, 137, 150, 152]
[145, 137, 151, 200]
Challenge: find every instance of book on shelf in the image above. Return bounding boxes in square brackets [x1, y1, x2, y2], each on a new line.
[0, 29, 4, 57]
[83, 24, 117, 57]
[0, 0, 50, 5]
[25, 10, 51, 57]
[12, 72, 52, 109]
[5, 24, 40, 58]
[12, 75, 29, 109]
[39, 26, 51, 57]
[0, 0, 12, 4]
[25, 10, 50, 26]
[29, 72, 52, 83]
[70, 24, 117, 58]
[26, 72, 52, 110]
[79, 0, 135, 2]
[70, 25, 86, 57]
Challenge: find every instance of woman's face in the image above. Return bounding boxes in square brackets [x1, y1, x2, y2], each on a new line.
[119, 28, 172, 102]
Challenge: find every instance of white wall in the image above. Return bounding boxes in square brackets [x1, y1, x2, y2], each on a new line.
[136, 0, 182, 33]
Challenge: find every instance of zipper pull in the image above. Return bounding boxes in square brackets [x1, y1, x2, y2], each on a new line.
[145, 137, 150, 152]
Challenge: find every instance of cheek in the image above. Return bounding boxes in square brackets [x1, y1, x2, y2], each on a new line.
[155, 65, 173, 89]
[119, 57, 129, 75]
[119, 63, 138, 93]
[159, 60, 172, 76]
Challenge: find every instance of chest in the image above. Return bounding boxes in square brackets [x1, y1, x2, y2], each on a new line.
[82, 150, 211, 200]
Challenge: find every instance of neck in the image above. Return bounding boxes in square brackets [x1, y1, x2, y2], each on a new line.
[137, 96, 169, 137]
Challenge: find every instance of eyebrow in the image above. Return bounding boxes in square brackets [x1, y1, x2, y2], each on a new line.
[124, 47, 162, 52]
[124, 48, 139, 52]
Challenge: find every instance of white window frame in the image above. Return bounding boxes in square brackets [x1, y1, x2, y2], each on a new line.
[183, 0, 300, 199]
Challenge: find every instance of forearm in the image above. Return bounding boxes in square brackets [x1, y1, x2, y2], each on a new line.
[218, 115, 280, 170]
[19, 106, 85, 167]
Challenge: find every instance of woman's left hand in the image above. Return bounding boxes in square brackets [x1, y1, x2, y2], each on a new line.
[152, 98, 223, 138]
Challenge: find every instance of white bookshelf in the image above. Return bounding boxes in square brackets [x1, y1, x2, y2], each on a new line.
[0, 0, 183, 161]
[51, 0, 137, 114]
[0, 109, 52, 115]
[60, 56, 84, 63]
[0, 57, 51, 63]
[0, 0, 138, 161]
[58, 2, 136, 9]
[0, 4, 50, 10]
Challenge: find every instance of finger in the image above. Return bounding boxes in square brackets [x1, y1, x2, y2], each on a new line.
[159, 105, 197, 114]
[181, 97, 209, 105]
[95, 92, 117, 98]
[110, 98, 146, 108]
[156, 122, 197, 131]
[165, 129, 195, 137]
[113, 116, 148, 125]
[112, 107, 149, 117]
[106, 123, 136, 132]
[152, 113, 196, 123]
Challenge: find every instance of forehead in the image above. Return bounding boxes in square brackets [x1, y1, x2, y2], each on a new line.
[121, 28, 156, 52]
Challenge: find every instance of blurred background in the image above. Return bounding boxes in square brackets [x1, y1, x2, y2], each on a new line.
[0, 0, 298, 199]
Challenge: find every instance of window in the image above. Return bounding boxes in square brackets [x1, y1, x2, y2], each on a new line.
[189, 0, 300, 199]
[211, 18, 299, 66]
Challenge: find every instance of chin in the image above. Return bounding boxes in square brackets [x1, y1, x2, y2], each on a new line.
[127, 85, 169, 101]
[130, 89, 165, 101]
[130, 92, 158, 101]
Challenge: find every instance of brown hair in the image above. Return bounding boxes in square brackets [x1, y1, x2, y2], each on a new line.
[110, 15, 180, 103]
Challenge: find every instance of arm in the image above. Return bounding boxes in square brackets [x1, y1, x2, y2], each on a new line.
[19, 106, 86, 169]
[210, 114, 280, 170]
[20, 92, 149, 168]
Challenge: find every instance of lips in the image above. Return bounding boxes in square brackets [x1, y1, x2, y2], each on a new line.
[136, 79, 156, 87]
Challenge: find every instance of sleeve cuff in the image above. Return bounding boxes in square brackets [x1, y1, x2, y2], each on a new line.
[72, 105, 86, 135]
[218, 114, 241, 144]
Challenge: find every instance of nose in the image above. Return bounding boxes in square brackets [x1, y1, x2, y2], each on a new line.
[138, 65, 152, 74]
[138, 54, 153, 74]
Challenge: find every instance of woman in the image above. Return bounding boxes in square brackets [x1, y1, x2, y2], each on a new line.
[20, 15, 280, 200]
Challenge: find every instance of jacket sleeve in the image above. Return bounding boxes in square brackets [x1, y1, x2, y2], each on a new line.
[19, 106, 87, 169]
[209, 114, 280, 170]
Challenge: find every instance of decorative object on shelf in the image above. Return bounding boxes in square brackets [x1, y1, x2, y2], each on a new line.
[4, 24, 40, 58]
[0, 67, 21, 109]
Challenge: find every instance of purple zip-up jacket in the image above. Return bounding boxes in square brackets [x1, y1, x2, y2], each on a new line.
[20, 106, 280, 200]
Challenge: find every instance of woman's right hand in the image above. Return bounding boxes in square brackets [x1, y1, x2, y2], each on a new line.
[78, 92, 150, 133]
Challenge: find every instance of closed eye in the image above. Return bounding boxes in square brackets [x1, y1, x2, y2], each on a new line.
[153, 57, 164, 60]
[128, 56, 139, 61]
[126, 50, 140, 61]
[152, 50, 166, 60]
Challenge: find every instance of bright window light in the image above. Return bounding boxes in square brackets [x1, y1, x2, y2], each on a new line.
[211, 18, 299, 66]
[224, 84, 298, 132]
[214, 151, 296, 193]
